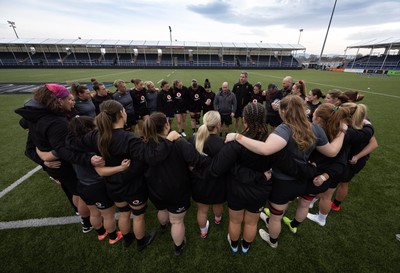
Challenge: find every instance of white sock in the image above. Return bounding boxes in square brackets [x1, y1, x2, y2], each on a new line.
[317, 212, 328, 224]
[200, 225, 208, 234]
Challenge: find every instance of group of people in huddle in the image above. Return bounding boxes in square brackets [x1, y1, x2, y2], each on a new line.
[15, 71, 377, 256]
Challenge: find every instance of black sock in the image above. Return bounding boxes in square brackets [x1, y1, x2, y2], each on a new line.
[123, 232, 135, 247]
[160, 224, 167, 230]
[96, 226, 106, 235]
[137, 236, 146, 247]
[291, 219, 301, 228]
[81, 216, 91, 228]
[333, 199, 342, 207]
[175, 240, 186, 251]
[242, 239, 251, 249]
[109, 230, 118, 240]
[231, 239, 239, 248]
[181, 129, 185, 132]
[270, 237, 278, 244]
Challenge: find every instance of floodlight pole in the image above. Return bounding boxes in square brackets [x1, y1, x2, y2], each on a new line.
[169, 26, 172, 43]
[318, 0, 337, 67]
[297, 29, 303, 44]
[7, 21, 19, 39]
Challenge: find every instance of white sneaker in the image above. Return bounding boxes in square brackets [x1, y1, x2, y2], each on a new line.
[307, 213, 326, 227]
[396, 234, 400, 241]
[258, 229, 278, 249]
[309, 198, 319, 209]
[181, 132, 187, 137]
[200, 220, 209, 238]
[227, 234, 238, 253]
[260, 212, 269, 228]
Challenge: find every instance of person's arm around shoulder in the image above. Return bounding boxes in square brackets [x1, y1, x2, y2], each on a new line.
[225, 132, 287, 156]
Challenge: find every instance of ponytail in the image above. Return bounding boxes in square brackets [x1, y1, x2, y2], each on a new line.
[195, 111, 221, 155]
[143, 112, 168, 143]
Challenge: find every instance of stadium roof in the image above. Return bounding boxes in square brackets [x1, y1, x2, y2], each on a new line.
[347, 38, 400, 49]
[0, 38, 305, 51]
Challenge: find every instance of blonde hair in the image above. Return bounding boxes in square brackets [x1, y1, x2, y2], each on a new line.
[195, 111, 221, 155]
[279, 95, 315, 150]
[113, 79, 125, 88]
[341, 102, 367, 129]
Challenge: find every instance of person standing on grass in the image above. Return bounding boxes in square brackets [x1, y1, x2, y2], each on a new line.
[130, 78, 149, 136]
[112, 79, 136, 132]
[144, 81, 158, 114]
[67, 116, 129, 244]
[208, 103, 273, 254]
[15, 84, 100, 233]
[264, 83, 283, 129]
[189, 110, 225, 239]
[172, 79, 189, 137]
[330, 102, 378, 212]
[142, 112, 210, 256]
[250, 82, 264, 105]
[224, 95, 346, 249]
[70, 83, 96, 117]
[201, 79, 215, 116]
[232, 71, 253, 133]
[187, 79, 204, 135]
[280, 76, 294, 98]
[92, 81, 113, 115]
[67, 100, 156, 250]
[157, 80, 175, 126]
[306, 88, 325, 122]
[306, 103, 375, 227]
[213, 82, 236, 137]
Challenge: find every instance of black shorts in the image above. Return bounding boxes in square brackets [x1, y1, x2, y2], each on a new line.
[227, 194, 265, 213]
[106, 181, 148, 206]
[45, 166, 79, 196]
[149, 195, 191, 214]
[175, 108, 187, 114]
[305, 179, 331, 195]
[77, 182, 114, 210]
[220, 114, 232, 126]
[234, 108, 243, 118]
[266, 114, 282, 127]
[269, 178, 307, 205]
[134, 109, 149, 121]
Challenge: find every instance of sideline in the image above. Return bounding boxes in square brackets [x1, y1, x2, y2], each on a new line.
[0, 216, 81, 230]
[0, 165, 42, 199]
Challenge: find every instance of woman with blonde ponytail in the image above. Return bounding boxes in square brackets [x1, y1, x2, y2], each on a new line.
[189, 111, 225, 238]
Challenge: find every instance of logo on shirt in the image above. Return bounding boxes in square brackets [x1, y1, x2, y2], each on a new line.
[167, 95, 172, 101]
[253, 99, 258, 103]
[177, 92, 181, 98]
[140, 95, 145, 101]
[132, 200, 142, 205]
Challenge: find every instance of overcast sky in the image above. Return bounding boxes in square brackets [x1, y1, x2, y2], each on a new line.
[0, 0, 399, 55]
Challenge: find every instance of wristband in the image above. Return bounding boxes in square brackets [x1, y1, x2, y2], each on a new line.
[319, 175, 326, 182]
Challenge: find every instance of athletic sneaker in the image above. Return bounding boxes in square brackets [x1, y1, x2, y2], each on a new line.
[174, 237, 187, 256]
[240, 240, 250, 255]
[260, 212, 269, 228]
[200, 220, 210, 238]
[82, 226, 93, 233]
[109, 231, 123, 245]
[307, 213, 326, 227]
[263, 208, 271, 216]
[331, 202, 341, 211]
[214, 216, 222, 225]
[98, 231, 108, 241]
[282, 216, 297, 234]
[181, 132, 187, 138]
[258, 229, 278, 249]
[227, 234, 238, 254]
[396, 234, 400, 242]
[137, 231, 156, 252]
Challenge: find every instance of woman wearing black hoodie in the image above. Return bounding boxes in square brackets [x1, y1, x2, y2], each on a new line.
[15, 84, 97, 232]
[142, 112, 210, 256]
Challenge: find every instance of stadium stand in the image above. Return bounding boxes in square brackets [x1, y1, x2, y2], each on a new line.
[0, 38, 304, 69]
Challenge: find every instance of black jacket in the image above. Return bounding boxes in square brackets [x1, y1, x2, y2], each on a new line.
[143, 138, 210, 204]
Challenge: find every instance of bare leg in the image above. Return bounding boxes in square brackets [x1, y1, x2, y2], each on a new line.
[228, 209, 244, 241]
[197, 202, 209, 229]
[243, 211, 259, 243]
[169, 212, 186, 246]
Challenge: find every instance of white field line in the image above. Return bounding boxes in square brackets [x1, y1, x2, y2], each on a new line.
[0, 213, 126, 230]
[0, 165, 42, 199]
[249, 71, 400, 99]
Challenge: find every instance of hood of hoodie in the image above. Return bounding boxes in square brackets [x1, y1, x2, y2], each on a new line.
[144, 138, 174, 166]
[15, 99, 60, 123]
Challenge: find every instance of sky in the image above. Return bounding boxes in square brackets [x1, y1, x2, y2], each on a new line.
[0, 0, 399, 55]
